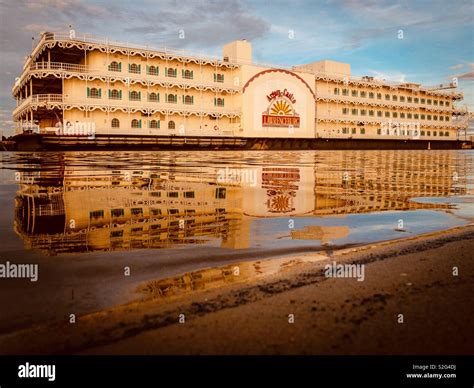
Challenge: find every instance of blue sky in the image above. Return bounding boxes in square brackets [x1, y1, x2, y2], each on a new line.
[0, 0, 473, 135]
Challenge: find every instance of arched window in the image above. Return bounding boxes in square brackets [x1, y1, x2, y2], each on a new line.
[148, 92, 158, 102]
[215, 97, 224, 107]
[184, 95, 193, 105]
[131, 119, 140, 128]
[109, 61, 120, 72]
[110, 89, 121, 100]
[168, 121, 175, 130]
[183, 69, 193, 79]
[111, 118, 120, 128]
[148, 65, 158, 75]
[167, 94, 176, 103]
[89, 88, 100, 98]
[130, 91, 140, 101]
[167, 68, 176, 77]
[129, 63, 140, 74]
[149, 120, 159, 129]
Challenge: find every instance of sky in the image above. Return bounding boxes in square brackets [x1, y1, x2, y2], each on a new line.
[0, 0, 473, 136]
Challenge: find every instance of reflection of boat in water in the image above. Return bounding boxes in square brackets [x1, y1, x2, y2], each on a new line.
[13, 151, 469, 255]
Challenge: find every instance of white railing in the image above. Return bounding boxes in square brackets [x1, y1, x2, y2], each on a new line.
[43, 32, 240, 66]
[316, 93, 461, 113]
[14, 94, 241, 116]
[30, 61, 88, 72]
[15, 123, 40, 135]
[316, 114, 465, 128]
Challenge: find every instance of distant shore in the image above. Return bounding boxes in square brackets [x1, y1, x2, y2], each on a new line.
[1, 224, 473, 355]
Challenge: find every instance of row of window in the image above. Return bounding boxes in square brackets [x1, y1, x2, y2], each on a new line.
[339, 127, 451, 137]
[341, 108, 450, 121]
[107, 61, 225, 82]
[87, 88, 225, 106]
[333, 88, 450, 107]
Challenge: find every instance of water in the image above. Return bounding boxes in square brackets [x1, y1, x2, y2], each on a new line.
[0, 150, 473, 332]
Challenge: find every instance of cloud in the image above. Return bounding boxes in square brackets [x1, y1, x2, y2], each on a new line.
[450, 64, 464, 70]
[455, 64, 474, 80]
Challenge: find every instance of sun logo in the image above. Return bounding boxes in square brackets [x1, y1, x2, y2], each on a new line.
[270, 100, 293, 115]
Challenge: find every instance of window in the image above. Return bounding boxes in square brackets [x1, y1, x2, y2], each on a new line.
[433, 115, 438, 121]
[147, 65, 159, 75]
[385, 111, 390, 117]
[216, 187, 226, 199]
[392, 95, 398, 101]
[342, 127, 349, 134]
[110, 230, 124, 238]
[129, 91, 141, 101]
[360, 109, 367, 116]
[184, 191, 195, 198]
[351, 108, 358, 115]
[351, 90, 358, 97]
[414, 97, 419, 103]
[111, 118, 120, 128]
[129, 63, 141, 74]
[377, 93, 382, 99]
[427, 99, 432, 105]
[433, 131, 437, 136]
[360, 128, 366, 134]
[377, 128, 382, 135]
[167, 192, 179, 198]
[427, 131, 431, 136]
[342, 88, 349, 96]
[407, 113, 412, 119]
[351, 128, 356, 134]
[183, 95, 194, 105]
[369, 110, 374, 116]
[420, 98, 425, 104]
[369, 92, 374, 99]
[131, 208, 143, 216]
[87, 87, 101, 98]
[444, 131, 449, 136]
[360, 91, 367, 98]
[183, 69, 193, 79]
[377, 111, 382, 117]
[148, 92, 159, 102]
[149, 119, 159, 128]
[427, 114, 432, 120]
[334, 87, 340, 95]
[109, 89, 121, 100]
[407, 97, 412, 103]
[421, 130, 425, 136]
[166, 68, 177, 77]
[342, 107, 349, 115]
[445, 116, 450, 121]
[90, 210, 104, 219]
[400, 112, 405, 118]
[131, 119, 141, 128]
[385, 94, 390, 100]
[392, 112, 398, 118]
[439, 100, 444, 106]
[433, 100, 438, 106]
[445, 102, 450, 107]
[420, 114, 425, 120]
[215, 97, 225, 107]
[168, 121, 176, 130]
[414, 113, 419, 119]
[167, 94, 177, 104]
[108, 61, 121, 72]
[111, 208, 125, 217]
[400, 96, 405, 102]
[440, 116, 444, 121]
[214, 73, 224, 83]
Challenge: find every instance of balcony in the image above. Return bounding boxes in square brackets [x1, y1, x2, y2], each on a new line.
[13, 93, 241, 119]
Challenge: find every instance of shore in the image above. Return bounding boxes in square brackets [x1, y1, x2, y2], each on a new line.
[1, 224, 473, 355]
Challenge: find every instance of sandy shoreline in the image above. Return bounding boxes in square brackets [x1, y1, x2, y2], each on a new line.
[1, 224, 473, 355]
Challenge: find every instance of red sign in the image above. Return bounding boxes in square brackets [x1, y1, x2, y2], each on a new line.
[266, 89, 296, 104]
[262, 115, 300, 127]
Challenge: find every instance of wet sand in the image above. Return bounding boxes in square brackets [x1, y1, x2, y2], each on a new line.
[1, 224, 473, 355]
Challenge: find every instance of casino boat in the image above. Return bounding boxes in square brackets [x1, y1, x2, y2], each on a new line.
[11, 30, 472, 150]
